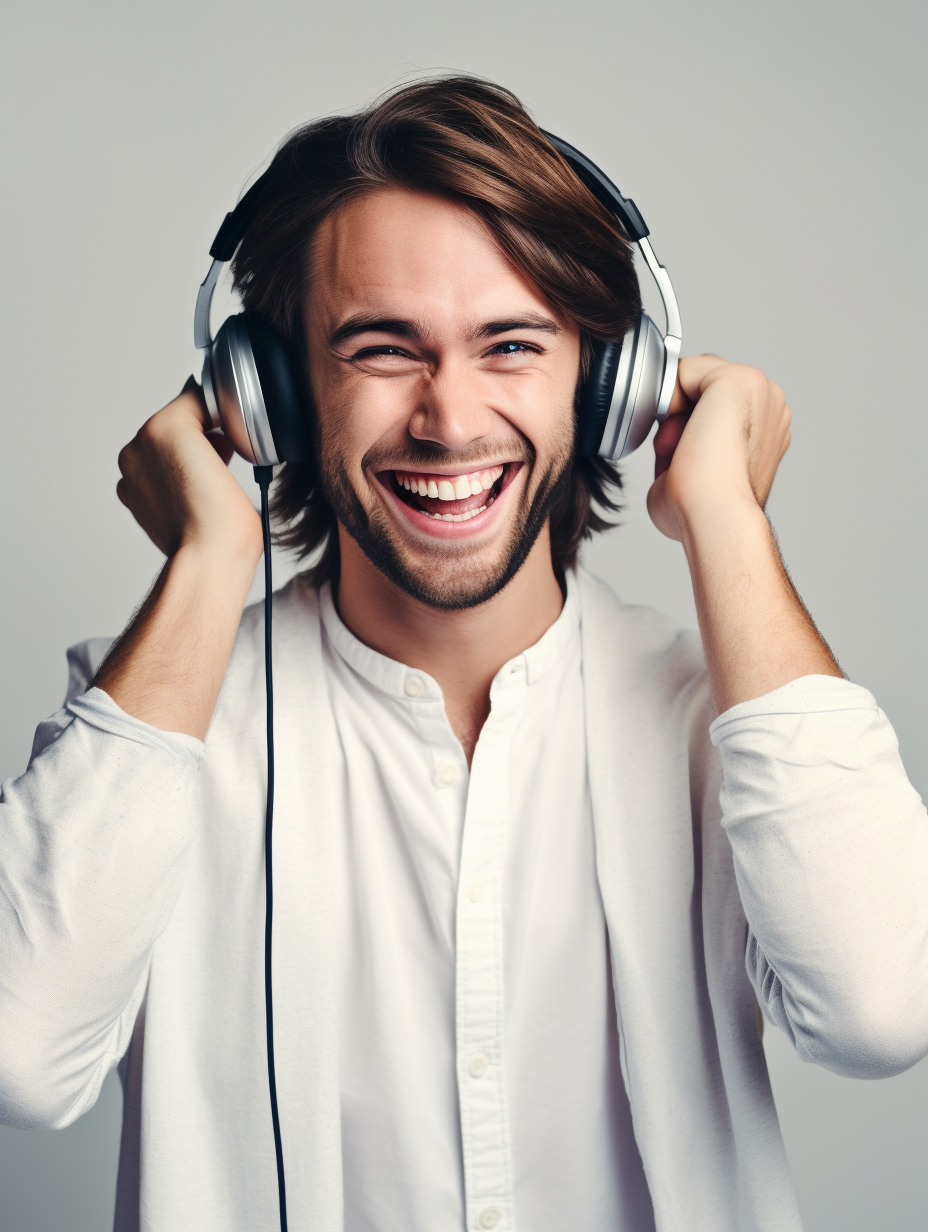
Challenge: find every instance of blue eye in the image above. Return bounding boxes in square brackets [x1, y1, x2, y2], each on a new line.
[492, 341, 531, 355]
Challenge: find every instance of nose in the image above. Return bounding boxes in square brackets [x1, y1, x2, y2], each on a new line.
[407, 359, 498, 453]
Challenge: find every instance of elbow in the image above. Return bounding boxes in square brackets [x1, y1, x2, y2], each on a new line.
[793, 993, 928, 1079]
[0, 1041, 103, 1130]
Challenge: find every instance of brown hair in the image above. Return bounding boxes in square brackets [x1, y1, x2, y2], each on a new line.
[232, 75, 641, 582]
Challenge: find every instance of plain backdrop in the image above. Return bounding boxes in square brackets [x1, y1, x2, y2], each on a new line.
[1, 1, 926, 1228]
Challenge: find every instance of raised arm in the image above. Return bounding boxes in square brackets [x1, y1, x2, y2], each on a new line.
[647, 354, 841, 712]
[0, 380, 258, 1127]
[95, 377, 263, 736]
[655, 356, 928, 1075]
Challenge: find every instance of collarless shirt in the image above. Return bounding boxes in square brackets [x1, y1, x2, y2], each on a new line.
[320, 576, 655, 1232]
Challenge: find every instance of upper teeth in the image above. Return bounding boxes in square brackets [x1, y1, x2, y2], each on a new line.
[395, 465, 504, 500]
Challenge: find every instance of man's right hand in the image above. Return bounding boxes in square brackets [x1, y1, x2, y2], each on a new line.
[116, 377, 263, 561]
[94, 379, 265, 739]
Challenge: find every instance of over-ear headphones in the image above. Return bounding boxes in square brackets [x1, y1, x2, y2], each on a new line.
[194, 133, 681, 466]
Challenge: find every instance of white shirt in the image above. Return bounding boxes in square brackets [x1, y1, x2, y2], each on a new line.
[320, 577, 654, 1232]
[3, 570, 928, 1232]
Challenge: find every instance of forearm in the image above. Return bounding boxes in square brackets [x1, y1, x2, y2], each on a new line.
[95, 540, 260, 739]
[0, 693, 203, 1126]
[712, 679, 928, 1077]
[681, 497, 840, 712]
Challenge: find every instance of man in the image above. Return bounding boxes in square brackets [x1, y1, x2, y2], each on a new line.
[1, 77, 927, 1232]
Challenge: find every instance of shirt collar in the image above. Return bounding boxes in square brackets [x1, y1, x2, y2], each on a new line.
[318, 568, 580, 700]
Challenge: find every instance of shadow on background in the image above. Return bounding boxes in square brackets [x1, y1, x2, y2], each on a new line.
[0, 1072, 121, 1232]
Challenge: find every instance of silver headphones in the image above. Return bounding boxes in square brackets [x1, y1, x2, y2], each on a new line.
[194, 132, 681, 467]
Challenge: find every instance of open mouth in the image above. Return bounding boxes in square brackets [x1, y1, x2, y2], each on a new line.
[385, 464, 512, 523]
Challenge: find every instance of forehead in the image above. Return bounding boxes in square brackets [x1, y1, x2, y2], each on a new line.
[307, 187, 556, 322]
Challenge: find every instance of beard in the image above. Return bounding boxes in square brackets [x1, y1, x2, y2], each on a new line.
[318, 434, 573, 611]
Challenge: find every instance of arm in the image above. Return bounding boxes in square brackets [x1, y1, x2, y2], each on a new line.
[0, 381, 258, 1126]
[95, 377, 263, 736]
[656, 357, 928, 1074]
[648, 355, 841, 712]
[712, 678, 928, 1077]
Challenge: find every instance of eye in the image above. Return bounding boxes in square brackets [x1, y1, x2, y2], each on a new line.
[487, 341, 538, 357]
[353, 345, 413, 359]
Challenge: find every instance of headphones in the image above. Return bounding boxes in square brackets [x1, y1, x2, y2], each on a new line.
[194, 132, 682, 466]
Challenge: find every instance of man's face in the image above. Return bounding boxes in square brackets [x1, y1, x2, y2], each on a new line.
[304, 187, 581, 609]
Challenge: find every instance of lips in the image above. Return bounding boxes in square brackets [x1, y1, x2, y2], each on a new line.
[388, 464, 510, 523]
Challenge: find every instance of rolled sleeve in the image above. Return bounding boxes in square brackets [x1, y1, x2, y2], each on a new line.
[0, 687, 204, 1127]
[711, 675, 928, 1078]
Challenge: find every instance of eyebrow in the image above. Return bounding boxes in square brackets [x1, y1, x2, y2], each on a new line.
[329, 316, 422, 347]
[474, 316, 562, 339]
[329, 312, 562, 348]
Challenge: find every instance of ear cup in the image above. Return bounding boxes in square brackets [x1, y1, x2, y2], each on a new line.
[577, 339, 622, 457]
[578, 311, 667, 461]
[616, 314, 666, 459]
[207, 314, 311, 467]
[208, 315, 278, 466]
[242, 312, 313, 465]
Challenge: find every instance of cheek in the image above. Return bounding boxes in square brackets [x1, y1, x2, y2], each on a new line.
[499, 369, 577, 462]
[315, 372, 414, 473]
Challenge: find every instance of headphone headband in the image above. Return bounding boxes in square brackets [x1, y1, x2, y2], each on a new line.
[540, 131, 649, 242]
[208, 171, 273, 262]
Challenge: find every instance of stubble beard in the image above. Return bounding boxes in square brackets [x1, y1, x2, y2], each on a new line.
[319, 438, 574, 611]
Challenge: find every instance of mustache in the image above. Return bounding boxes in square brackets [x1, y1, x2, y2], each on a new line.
[361, 435, 534, 474]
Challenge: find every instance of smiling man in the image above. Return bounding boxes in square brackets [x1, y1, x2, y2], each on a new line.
[2, 77, 928, 1232]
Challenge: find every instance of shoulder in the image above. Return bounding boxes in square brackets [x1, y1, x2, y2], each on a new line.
[63, 637, 116, 702]
[236, 571, 321, 647]
[576, 566, 707, 698]
[217, 571, 325, 707]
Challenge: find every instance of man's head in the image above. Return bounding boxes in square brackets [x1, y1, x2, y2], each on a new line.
[233, 76, 640, 606]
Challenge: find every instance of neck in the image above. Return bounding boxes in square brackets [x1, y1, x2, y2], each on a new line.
[333, 526, 565, 763]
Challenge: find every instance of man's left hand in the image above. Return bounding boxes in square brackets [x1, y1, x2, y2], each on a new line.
[647, 355, 792, 542]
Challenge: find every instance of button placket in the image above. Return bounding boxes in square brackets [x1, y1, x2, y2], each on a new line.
[455, 675, 524, 1232]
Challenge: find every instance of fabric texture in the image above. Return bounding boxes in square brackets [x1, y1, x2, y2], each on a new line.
[321, 574, 653, 1232]
[1, 568, 926, 1232]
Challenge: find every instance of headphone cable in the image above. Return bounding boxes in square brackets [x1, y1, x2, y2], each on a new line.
[254, 464, 288, 1232]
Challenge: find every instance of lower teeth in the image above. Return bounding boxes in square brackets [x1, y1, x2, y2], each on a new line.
[423, 495, 495, 522]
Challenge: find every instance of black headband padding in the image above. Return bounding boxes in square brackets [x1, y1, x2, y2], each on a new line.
[541, 131, 649, 241]
[244, 312, 313, 465]
[577, 339, 623, 458]
[209, 170, 274, 262]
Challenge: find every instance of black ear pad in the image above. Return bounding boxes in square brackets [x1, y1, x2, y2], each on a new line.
[577, 339, 622, 458]
[242, 311, 313, 464]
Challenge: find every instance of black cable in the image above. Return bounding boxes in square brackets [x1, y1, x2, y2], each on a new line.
[254, 464, 288, 1232]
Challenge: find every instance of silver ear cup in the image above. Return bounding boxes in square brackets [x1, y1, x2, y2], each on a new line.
[208, 316, 281, 467]
[597, 311, 667, 461]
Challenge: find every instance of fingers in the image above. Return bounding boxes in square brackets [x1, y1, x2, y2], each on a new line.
[653, 410, 690, 478]
[175, 377, 213, 434]
[206, 429, 235, 465]
[674, 354, 728, 401]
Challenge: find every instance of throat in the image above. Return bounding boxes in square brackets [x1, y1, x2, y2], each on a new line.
[444, 688, 492, 768]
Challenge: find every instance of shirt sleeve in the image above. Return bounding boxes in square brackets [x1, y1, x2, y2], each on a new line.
[710, 674, 928, 1079]
[0, 667, 205, 1129]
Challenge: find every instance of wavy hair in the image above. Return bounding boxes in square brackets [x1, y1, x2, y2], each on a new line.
[232, 75, 641, 582]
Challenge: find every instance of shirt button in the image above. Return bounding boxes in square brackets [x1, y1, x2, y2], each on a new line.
[465, 882, 484, 903]
[404, 675, 425, 697]
[436, 763, 461, 786]
[479, 1208, 502, 1229]
[468, 1054, 488, 1078]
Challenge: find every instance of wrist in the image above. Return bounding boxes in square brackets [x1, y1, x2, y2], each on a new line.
[171, 536, 262, 600]
[677, 489, 770, 563]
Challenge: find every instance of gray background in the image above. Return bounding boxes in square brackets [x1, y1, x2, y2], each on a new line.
[1, 0, 925, 1227]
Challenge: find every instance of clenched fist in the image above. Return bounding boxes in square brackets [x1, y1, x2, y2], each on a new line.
[647, 355, 792, 543]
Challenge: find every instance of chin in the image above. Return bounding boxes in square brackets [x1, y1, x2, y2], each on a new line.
[360, 526, 527, 611]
